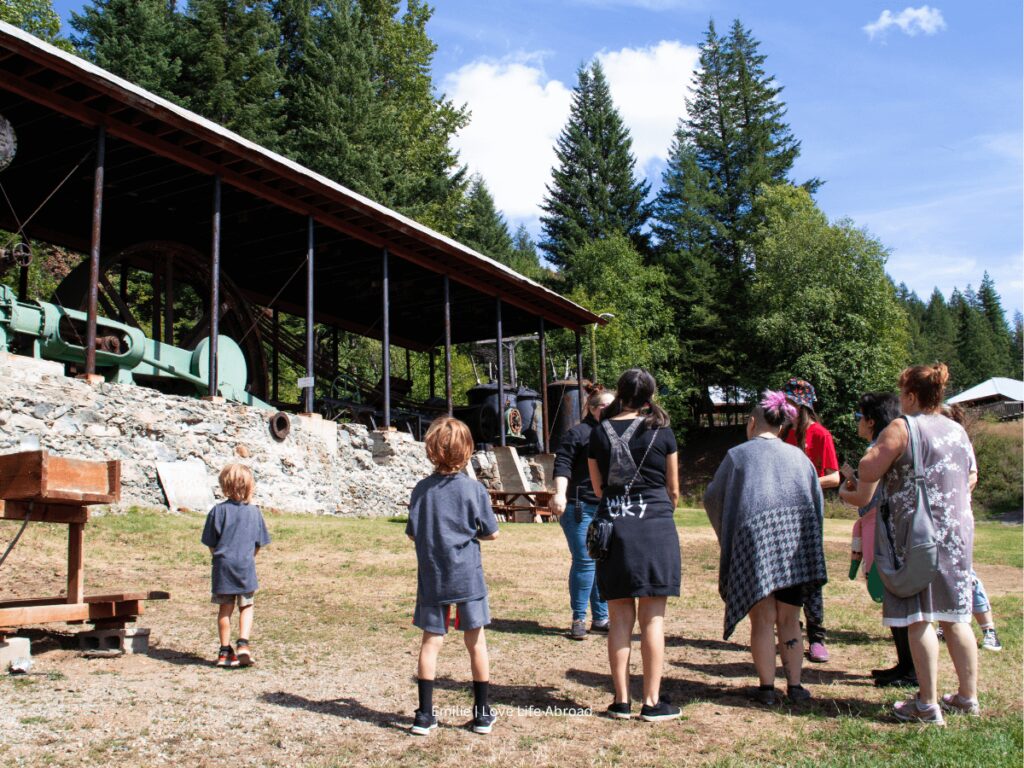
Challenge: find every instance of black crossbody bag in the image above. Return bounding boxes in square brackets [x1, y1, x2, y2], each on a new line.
[586, 421, 660, 561]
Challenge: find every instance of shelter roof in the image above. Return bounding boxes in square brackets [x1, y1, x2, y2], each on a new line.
[947, 377, 1024, 406]
[0, 22, 602, 349]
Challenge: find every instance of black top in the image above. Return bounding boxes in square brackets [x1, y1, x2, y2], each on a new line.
[553, 414, 600, 505]
[589, 418, 678, 500]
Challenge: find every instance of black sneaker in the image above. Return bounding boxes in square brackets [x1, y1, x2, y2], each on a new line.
[410, 709, 437, 736]
[639, 699, 681, 722]
[590, 619, 610, 634]
[472, 705, 497, 734]
[606, 701, 632, 720]
[569, 619, 587, 640]
[871, 664, 902, 679]
[787, 684, 812, 703]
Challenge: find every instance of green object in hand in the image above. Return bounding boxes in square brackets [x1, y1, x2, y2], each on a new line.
[849, 558, 861, 580]
[867, 563, 885, 603]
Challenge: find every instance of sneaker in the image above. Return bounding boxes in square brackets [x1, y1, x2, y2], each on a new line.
[569, 619, 587, 640]
[235, 642, 254, 667]
[216, 647, 239, 668]
[940, 693, 980, 716]
[754, 687, 779, 706]
[787, 684, 812, 703]
[806, 641, 830, 663]
[410, 709, 437, 736]
[981, 628, 1002, 652]
[935, 624, 945, 642]
[871, 664, 902, 679]
[893, 697, 945, 726]
[639, 699, 681, 722]
[471, 705, 497, 734]
[590, 619, 610, 634]
[606, 701, 632, 720]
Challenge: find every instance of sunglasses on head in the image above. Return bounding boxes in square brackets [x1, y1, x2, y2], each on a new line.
[854, 412, 863, 421]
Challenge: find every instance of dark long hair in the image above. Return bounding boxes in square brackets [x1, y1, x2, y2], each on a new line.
[781, 404, 819, 449]
[857, 392, 900, 440]
[602, 368, 670, 429]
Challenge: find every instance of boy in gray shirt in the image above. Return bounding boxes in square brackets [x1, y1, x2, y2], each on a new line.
[406, 417, 499, 736]
[201, 463, 271, 668]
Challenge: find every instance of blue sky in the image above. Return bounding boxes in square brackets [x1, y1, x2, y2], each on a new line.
[52, 1, 1023, 315]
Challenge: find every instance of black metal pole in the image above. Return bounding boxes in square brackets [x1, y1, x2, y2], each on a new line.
[382, 248, 391, 429]
[272, 307, 279, 403]
[164, 254, 174, 345]
[84, 125, 105, 376]
[443, 274, 452, 416]
[332, 326, 339, 383]
[497, 298, 505, 447]
[575, 330, 584, 420]
[429, 350, 436, 401]
[18, 263, 28, 300]
[305, 215, 315, 414]
[208, 174, 221, 397]
[539, 317, 550, 453]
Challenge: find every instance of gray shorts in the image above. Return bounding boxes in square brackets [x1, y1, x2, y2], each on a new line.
[211, 592, 255, 608]
[414, 596, 490, 635]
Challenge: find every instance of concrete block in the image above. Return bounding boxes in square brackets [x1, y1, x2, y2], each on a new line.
[0, 636, 31, 669]
[297, 413, 338, 454]
[78, 627, 150, 655]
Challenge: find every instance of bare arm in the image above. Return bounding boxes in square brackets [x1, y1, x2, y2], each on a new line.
[665, 451, 680, 509]
[478, 530, 499, 541]
[840, 419, 908, 508]
[588, 458, 604, 500]
[968, 471, 978, 492]
[819, 471, 841, 490]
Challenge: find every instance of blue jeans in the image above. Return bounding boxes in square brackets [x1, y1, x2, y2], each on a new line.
[559, 501, 608, 623]
[971, 569, 990, 614]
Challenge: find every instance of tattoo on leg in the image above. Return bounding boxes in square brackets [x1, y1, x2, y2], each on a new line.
[783, 638, 799, 649]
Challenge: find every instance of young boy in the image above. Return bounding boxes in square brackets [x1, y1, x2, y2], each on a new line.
[406, 417, 500, 736]
[201, 463, 271, 668]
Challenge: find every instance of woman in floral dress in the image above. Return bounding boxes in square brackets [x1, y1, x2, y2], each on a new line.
[841, 363, 978, 726]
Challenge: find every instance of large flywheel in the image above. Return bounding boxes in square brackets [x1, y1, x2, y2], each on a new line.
[53, 241, 268, 400]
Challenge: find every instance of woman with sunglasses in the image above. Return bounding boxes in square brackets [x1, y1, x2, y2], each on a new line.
[842, 392, 910, 687]
[550, 383, 615, 639]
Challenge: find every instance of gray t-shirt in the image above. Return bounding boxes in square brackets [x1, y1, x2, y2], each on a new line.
[201, 501, 271, 594]
[405, 472, 499, 606]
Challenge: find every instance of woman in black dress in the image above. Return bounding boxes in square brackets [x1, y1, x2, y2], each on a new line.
[588, 369, 680, 722]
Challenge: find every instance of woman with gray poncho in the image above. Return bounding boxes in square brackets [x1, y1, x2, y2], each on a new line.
[704, 391, 827, 705]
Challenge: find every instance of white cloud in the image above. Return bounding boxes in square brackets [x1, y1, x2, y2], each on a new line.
[597, 40, 699, 170]
[444, 42, 698, 226]
[444, 54, 572, 221]
[863, 6, 947, 39]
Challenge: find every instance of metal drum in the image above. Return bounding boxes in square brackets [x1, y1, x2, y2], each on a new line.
[546, 379, 588, 451]
[515, 386, 544, 454]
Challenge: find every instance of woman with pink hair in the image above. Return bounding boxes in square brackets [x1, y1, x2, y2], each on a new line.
[704, 391, 827, 705]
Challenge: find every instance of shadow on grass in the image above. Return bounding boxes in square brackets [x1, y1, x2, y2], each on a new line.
[823, 628, 884, 646]
[261, 692, 408, 732]
[147, 647, 214, 667]
[487, 618, 568, 637]
[665, 635, 747, 652]
[566, 666, 882, 719]
[672, 658, 867, 684]
[432, 676, 587, 709]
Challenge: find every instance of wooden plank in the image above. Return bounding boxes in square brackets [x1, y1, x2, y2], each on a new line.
[0, 500, 89, 524]
[67, 523, 84, 605]
[47, 456, 116, 500]
[0, 450, 44, 500]
[492, 446, 531, 494]
[0, 597, 66, 609]
[0, 451, 119, 503]
[0, 599, 146, 627]
[84, 591, 170, 603]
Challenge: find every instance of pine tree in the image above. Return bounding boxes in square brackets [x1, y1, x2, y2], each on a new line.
[920, 288, 960, 373]
[509, 225, 545, 282]
[71, 0, 185, 102]
[540, 60, 650, 272]
[896, 283, 928, 362]
[953, 286, 1002, 387]
[976, 272, 1014, 375]
[457, 175, 514, 263]
[179, 1, 284, 147]
[1012, 311, 1023, 380]
[1, 0, 73, 50]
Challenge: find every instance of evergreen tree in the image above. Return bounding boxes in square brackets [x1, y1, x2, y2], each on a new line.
[457, 175, 514, 263]
[509, 225, 545, 282]
[540, 60, 650, 272]
[920, 287, 960, 373]
[896, 282, 928, 362]
[976, 271, 1014, 375]
[1, 0, 73, 50]
[180, 1, 284, 147]
[953, 285, 1002, 387]
[71, 0, 185, 102]
[1012, 311, 1023, 380]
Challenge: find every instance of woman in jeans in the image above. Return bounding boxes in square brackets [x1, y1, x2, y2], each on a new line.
[550, 384, 614, 639]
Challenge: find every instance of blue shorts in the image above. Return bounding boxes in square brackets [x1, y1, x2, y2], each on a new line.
[414, 596, 490, 635]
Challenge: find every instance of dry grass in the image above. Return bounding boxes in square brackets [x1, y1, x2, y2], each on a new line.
[0, 508, 1020, 767]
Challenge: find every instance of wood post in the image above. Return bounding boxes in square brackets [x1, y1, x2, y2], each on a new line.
[84, 125, 105, 376]
[208, 174, 221, 397]
[67, 522, 84, 605]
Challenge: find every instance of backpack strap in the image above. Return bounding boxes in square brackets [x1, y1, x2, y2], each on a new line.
[903, 415, 923, 479]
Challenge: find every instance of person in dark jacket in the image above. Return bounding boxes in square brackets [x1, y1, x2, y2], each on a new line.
[550, 384, 614, 639]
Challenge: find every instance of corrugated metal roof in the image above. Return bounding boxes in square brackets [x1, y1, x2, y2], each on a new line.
[947, 377, 1024, 405]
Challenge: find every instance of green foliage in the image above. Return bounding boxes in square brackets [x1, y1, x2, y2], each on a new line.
[953, 286, 1007, 388]
[747, 184, 909, 456]
[0, 0, 72, 50]
[540, 60, 650, 272]
[1013, 311, 1024, 380]
[71, 0, 186, 101]
[456, 175, 514, 262]
[970, 421, 1024, 519]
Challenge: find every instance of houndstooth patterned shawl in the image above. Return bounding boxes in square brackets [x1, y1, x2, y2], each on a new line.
[704, 438, 828, 639]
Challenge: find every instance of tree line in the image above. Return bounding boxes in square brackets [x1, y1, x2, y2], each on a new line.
[2, 3, 1020, 442]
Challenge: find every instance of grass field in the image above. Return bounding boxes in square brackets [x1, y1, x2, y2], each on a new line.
[0, 507, 1020, 767]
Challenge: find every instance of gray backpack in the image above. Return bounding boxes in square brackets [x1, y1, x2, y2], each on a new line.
[874, 414, 939, 598]
[601, 417, 644, 487]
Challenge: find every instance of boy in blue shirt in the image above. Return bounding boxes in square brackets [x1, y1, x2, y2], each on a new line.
[406, 417, 500, 735]
[201, 463, 271, 668]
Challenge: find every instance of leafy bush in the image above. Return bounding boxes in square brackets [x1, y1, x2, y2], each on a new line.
[970, 420, 1023, 517]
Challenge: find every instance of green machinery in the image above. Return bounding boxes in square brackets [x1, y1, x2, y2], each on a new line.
[0, 284, 271, 410]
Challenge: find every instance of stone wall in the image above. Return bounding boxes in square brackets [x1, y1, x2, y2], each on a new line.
[0, 353, 433, 516]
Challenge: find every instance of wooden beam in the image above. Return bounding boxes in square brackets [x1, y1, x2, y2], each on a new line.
[0, 500, 89, 524]
[67, 522, 84, 604]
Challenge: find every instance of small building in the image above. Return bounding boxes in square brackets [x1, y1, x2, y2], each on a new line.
[947, 377, 1024, 420]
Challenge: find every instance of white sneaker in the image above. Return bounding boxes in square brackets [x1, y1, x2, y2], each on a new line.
[981, 628, 1003, 652]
